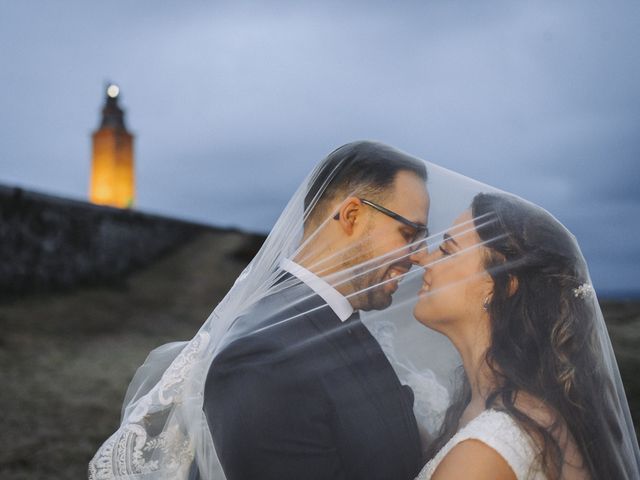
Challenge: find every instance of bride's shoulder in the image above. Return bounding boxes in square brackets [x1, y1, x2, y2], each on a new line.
[428, 431, 517, 480]
[461, 409, 537, 453]
[418, 410, 541, 480]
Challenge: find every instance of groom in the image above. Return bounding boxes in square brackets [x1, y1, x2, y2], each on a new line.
[202, 141, 430, 479]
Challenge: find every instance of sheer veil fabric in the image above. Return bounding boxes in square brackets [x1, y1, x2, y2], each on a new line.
[89, 142, 640, 479]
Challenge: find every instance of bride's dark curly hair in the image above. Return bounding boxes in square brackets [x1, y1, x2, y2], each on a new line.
[426, 192, 632, 479]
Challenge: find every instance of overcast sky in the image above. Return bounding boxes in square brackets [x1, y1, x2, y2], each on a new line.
[1, 1, 638, 294]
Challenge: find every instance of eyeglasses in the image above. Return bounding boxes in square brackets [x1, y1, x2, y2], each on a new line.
[334, 197, 429, 252]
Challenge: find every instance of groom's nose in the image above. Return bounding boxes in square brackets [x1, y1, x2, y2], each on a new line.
[409, 246, 429, 266]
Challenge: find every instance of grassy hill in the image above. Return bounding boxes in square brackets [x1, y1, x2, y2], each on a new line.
[0, 230, 256, 479]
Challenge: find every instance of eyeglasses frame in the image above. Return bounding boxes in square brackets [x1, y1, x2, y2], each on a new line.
[333, 197, 429, 249]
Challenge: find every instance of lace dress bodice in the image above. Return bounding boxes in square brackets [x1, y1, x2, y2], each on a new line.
[416, 409, 546, 480]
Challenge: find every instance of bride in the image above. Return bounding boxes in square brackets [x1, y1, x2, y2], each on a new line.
[412, 192, 637, 479]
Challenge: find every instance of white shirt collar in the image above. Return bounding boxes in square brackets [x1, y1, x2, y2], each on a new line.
[280, 258, 354, 322]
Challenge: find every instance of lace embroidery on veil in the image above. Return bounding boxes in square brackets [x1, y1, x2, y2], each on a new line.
[89, 332, 210, 479]
[88, 423, 193, 479]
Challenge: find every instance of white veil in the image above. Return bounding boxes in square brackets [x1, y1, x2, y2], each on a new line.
[89, 141, 639, 479]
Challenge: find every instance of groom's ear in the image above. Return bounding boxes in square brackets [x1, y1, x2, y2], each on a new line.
[334, 197, 363, 236]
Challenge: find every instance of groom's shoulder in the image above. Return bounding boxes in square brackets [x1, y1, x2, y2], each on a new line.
[209, 284, 333, 371]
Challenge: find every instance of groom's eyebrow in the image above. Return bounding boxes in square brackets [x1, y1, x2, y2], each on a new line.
[443, 232, 459, 247]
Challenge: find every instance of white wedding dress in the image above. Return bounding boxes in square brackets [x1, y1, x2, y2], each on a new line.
[416, 409, 546, 480]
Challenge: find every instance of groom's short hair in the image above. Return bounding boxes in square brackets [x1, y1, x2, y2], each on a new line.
[304, 141, 427, 225]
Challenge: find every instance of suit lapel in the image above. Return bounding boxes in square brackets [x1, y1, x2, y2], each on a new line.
[294, 294, 421, 473]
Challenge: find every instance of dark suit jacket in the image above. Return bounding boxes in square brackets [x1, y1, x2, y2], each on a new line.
[202, 278, 423, 480]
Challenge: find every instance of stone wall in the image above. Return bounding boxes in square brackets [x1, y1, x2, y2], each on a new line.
[0, 185, 238, 298]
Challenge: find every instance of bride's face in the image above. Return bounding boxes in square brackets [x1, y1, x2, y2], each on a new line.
[413, 209, 493, 331]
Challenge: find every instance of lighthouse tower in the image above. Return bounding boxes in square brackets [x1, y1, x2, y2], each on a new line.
[89, 84, 135, 208]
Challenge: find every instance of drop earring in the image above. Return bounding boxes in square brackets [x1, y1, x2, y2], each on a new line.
[483, 296, 490, 311]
